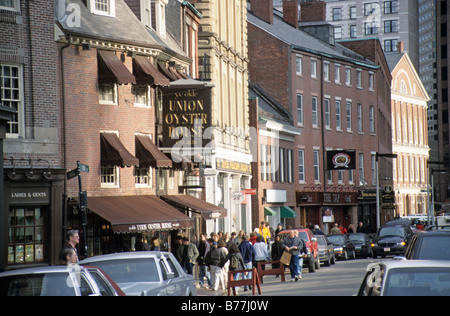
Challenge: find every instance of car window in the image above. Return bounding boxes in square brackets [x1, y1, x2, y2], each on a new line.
[359, 264, 384, 297]
[349, 235, 365, 242]
[379, 227, 405, 238]
[327, 235, 344, 243]
[417, 237, 450, 260]
[384, 267, 450, 296]
[87, 258, 160, 283]
[87, 269, 115, 296]
[78, 273, 95, 296]
[298, 232, 309, 241]
[0, 273, 76, 296]
[164, 257, 180, 278]
[316, 237, 326, 245]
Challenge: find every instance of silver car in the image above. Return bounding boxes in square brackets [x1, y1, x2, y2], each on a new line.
[357, 260, 450, 296]
[79, 251, 197, 296]
[0, 265, 123, 296]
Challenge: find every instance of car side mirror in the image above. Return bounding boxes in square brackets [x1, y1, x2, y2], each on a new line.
[311, 237, 317, 242]
[167, 272, 175, 279]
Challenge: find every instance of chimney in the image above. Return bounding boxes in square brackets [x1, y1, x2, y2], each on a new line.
[398, 41, 404, 53]
[250, 0, 273, 25]
[300, 0, 326, 22]
[283, 0, 299, 29]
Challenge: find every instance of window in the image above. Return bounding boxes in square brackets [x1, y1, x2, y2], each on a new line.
[350, 25, 357, 38]
[384, 39, 399, 52]
[312, 96, 318, 127]
[384, 20, 399, 33]
[346, 101, 352, 131]
[287, 149, 293, 183]
[99, 83, 117, 104]
[135, 167, 152, 187]
[0, 0, 19, 11]
[335, 99, 342, 131]
[296, 55, 302, 75]
[298, 149, 305, 183]
[345, 67, 351, 86]
[91, 0, 116, 17]
[356, 69, 362, 88]
[323, 62, 330, 82]
[261, 144, 267, 181]
[1, 64, 22, 136]
[8, 207, 45, 264]
[371, 154, 376, 185]
[357, 103, 363, 133]
[334, 26, 342, 40]
[151, 0, 166, 37]
[313, 150, 320, 183]
[335, 64, 341, 84]
[369, 72, 375, 91]
[364, 3, 378, 16]
[332, 8, 342, 21]
[349, 6, 357, 19]
[158, 168, 166, 190]
[297, 94, 303, 126]
[311, 59, 317, 78]
[324, 98, 331, 129]
[364, 22, 378, 35]
[369, 105, 375, 134]
[101, 166, 119, 187]
[359, 153, 365, 185]
[133, 85, 151, 107]
[384, 1, 399, 14]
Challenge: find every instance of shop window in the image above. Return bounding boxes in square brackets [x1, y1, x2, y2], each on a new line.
[8, 207, 45, 264]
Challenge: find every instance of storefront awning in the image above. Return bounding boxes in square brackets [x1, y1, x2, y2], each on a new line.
[264, 207, 276, 216]
[158, 61, 179, 81]
[86, 195, 193, 233]
[98, 50, 136, 85]
[101, 133, 139, 167]
[133, 55, 170, 87]
[280, 206, 297, 218]
[160, 195, 227, 220]
[135, 135, 172, 168]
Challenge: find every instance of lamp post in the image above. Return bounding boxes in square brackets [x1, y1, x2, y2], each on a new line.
[376, 153, 397, 229]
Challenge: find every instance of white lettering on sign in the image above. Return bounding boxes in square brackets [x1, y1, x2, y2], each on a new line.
[11, 192, 47, 198]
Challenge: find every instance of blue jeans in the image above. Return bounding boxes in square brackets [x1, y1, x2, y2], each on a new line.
[289, 255, 300, 279]
[198, 264, 211, 287]
[243, 262, 252, 290]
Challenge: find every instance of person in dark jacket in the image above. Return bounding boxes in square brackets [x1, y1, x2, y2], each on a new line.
[197, 234, 212, 288]
[238, 235, 255, 291]
[282, 230, 306, 282]
[271, 235, 284, 275]
[206, 240, 228, 291]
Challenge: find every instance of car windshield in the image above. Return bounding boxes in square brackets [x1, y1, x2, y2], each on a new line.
[316, 237, 326, 246]
[87, 258, 160, 284]
[0, 272, 76, 296]
[327, 235, 344, 244]
[384, 267, 450, 296]
[379, 227, 405, 238]
[298, 232, 309, 241]
[349, 235, 365, 242]
[417, 236, 450, 260]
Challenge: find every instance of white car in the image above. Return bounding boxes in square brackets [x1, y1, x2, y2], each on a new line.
[79, 251, 197, 296]
[357, 260, 450, 296]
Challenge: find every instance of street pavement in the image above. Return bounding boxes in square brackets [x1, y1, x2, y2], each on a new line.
[196, 258, 380, 296]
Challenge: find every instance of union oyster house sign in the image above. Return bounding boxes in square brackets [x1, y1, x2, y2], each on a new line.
[162, 84, 212, 149]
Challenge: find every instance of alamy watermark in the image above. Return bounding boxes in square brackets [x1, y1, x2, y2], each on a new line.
[56, 0, 81, 28]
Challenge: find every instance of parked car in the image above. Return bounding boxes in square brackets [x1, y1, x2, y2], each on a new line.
[404, 230, 450, 260]
[348, 233, 373, 258]
[326, 234, 356, 260]
[79, 251, 196, 296]
[371, 225, 413, 258]
[0, 265, 125, 296]
[357, 260, 450, 296]
[278, 228, 320, 272]
[315, 235, 335, 266]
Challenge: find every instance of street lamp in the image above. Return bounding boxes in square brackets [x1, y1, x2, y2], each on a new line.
[427, 160, 447, 228]
[376, 153, 397, 229]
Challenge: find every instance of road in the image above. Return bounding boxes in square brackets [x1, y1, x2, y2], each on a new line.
[232, 258, 383, 296]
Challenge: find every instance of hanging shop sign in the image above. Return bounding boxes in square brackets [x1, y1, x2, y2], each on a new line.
[326, 150, 356, 170]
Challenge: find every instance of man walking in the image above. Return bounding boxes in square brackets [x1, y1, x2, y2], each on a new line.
[197, 234, 212, 288]
[59, 229, 80, 262]
[282, 230, 306, 282]
[238, 235, 255, 291]
[177, 237, 199, 275]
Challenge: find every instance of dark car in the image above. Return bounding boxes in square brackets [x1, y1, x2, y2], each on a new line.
[326, 234, 356, 260]
[348, 233, 373, 258]
[371, 225, 413, 258]
[315, 235, 335, 266]
[404, 230, 450, 260]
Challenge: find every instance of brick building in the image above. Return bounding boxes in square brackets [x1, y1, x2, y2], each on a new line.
[248, 0, 393, 233]
[1, 0, 65, 270]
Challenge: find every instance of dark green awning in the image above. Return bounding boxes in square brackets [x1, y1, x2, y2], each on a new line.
[280, 206, 297, 218]
[264, 207, 276, 216]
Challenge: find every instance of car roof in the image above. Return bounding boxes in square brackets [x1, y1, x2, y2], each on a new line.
[279, 228, 311, 234]
[418, 230, 450, 236]
[0, 266, 80, 277]
[370, 260, 450, 271]
[79, 251, 171, 264]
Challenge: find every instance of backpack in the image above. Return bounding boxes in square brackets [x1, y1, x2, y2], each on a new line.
[230, 254, 240, 269]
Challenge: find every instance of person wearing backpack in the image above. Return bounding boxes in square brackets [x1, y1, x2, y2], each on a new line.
[226, 243, 245, 293]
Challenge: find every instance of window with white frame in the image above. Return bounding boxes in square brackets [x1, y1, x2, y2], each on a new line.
[335, 99, 342, 131]
[346, 101, 352, 131]
[356, 69, 362, 88]
[327, 169, 333, 184]
[335, 64, 341, 84]
[371, 154, 376, 185]
[357, 103, 363, 133]
[101, 166, 119, 187]
[1, 64, 22, 137]
[369, 72, 374, 90]
[151, 0, 167, 37]
[298, 149, 305, 183]
[338, 170, 344, 184]
[312, 96, 318, 127]
[359, 153, 365, 185]
[349, 169, 354, 184]
[296, 55, 302, 75]
[324, 98, 331, 129]
[0, 0, 19, 11]
[311, 59, 317, 78]
[369, 105, 375, 134]
[91, 0, 116, 17]
[261, 143, 267, 181]
[135, 167, 152, 187]
[345, 66, 352, 86]
[133, 85, 151, 107]
[313, 150, 320, 183]
[324, 62, 330, 82]
[297, 94, 303, 126]
[99, 83, 117, 104]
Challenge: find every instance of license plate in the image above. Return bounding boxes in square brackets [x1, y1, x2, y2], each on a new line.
[384, 248, 391, 252]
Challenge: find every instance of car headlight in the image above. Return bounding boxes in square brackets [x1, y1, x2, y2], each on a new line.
[335, 247, 343, 252]
[371, 243, 377, 248]
[396, 241, 406, 247]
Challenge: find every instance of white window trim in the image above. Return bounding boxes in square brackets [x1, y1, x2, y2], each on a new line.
[100, 130, 120, 188]
[133, 85, 152, 108]
[0, 0, 20, 11]
[99, 83, 118, 105]
[89, 0, 116, 17]
[1, 63, 25, 138]
[135, 133, 153, 188]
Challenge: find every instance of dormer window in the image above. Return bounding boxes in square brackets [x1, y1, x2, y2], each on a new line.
[89, 0, 116, 17]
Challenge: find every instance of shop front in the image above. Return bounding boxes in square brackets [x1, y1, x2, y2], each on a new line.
[2, 167, 66, 270]
[297, 191, 358, 234]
